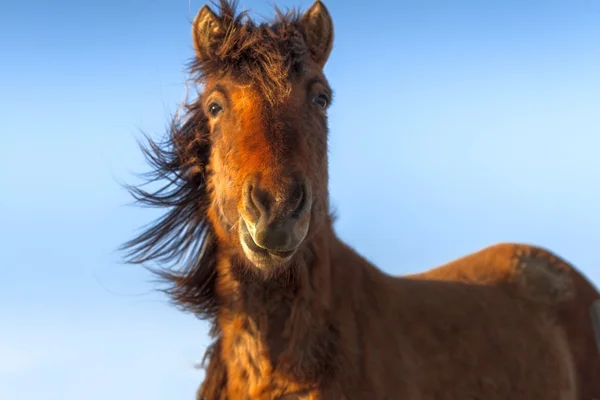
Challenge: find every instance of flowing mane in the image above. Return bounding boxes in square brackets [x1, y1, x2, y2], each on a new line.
[122, 1, 600, 399]
[121, 98, 218, 320]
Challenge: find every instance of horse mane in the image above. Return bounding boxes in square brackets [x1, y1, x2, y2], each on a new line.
[120, 100, 218, 320]
[120, 0, 314, 323]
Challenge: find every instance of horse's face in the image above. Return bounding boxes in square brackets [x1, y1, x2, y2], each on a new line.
[202, 76, 331, 270]
[193, 1, 334, 270]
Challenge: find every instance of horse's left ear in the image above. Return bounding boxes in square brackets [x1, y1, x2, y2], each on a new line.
[301, 1, 334, 67]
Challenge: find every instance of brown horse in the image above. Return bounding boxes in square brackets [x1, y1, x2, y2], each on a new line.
[122, 1, 598, 398]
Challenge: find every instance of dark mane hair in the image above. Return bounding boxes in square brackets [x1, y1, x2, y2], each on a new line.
[120, 101, 218, 320]
[120, 0, 313, 323]
[191, 0, 307, 103]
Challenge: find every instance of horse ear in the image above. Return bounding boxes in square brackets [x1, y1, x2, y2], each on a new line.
[301, 1, 334, 67]
[192, 5, 224, 61]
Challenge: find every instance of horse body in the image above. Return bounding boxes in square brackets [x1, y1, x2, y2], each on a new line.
[122, 1, 598, 398]
[198, 241, 600, 399]
[198, 235, 578, 399]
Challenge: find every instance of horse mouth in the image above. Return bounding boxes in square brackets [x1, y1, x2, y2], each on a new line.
[239, 221, 297, 268]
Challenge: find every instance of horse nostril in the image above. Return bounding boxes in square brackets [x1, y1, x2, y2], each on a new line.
[290, 182, 307, 218]
[243, 180, 270, 222]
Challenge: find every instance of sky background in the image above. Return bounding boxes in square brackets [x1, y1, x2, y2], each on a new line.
[1, 0, 600, 398]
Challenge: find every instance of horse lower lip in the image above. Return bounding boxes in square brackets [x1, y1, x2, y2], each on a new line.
[267, 249, 295, 258]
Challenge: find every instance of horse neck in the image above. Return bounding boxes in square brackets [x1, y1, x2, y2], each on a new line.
[212, 222, 348, 369]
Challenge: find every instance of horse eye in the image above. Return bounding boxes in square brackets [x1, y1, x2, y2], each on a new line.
[313, 94, 329, 109]
[208, 102, 224, 118]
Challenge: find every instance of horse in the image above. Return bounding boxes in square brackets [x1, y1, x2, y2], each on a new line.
[122, 1, 598, 398]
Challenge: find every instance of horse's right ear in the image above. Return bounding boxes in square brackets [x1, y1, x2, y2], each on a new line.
[192, 5, 224, 61]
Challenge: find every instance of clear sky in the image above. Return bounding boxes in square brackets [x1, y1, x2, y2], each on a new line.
[1, 0, 600, 398]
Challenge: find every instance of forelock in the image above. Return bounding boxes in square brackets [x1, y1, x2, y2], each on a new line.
[190, 0, 309, 103]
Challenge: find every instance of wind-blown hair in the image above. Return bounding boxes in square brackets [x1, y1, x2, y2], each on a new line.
[191, 0, 307, 103]
[120, 101, 219, 320]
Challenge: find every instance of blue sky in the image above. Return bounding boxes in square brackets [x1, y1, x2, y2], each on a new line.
[1, 0, 600, 398]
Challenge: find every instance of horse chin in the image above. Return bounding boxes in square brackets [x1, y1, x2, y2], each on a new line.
[238, 220, 298, 270]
